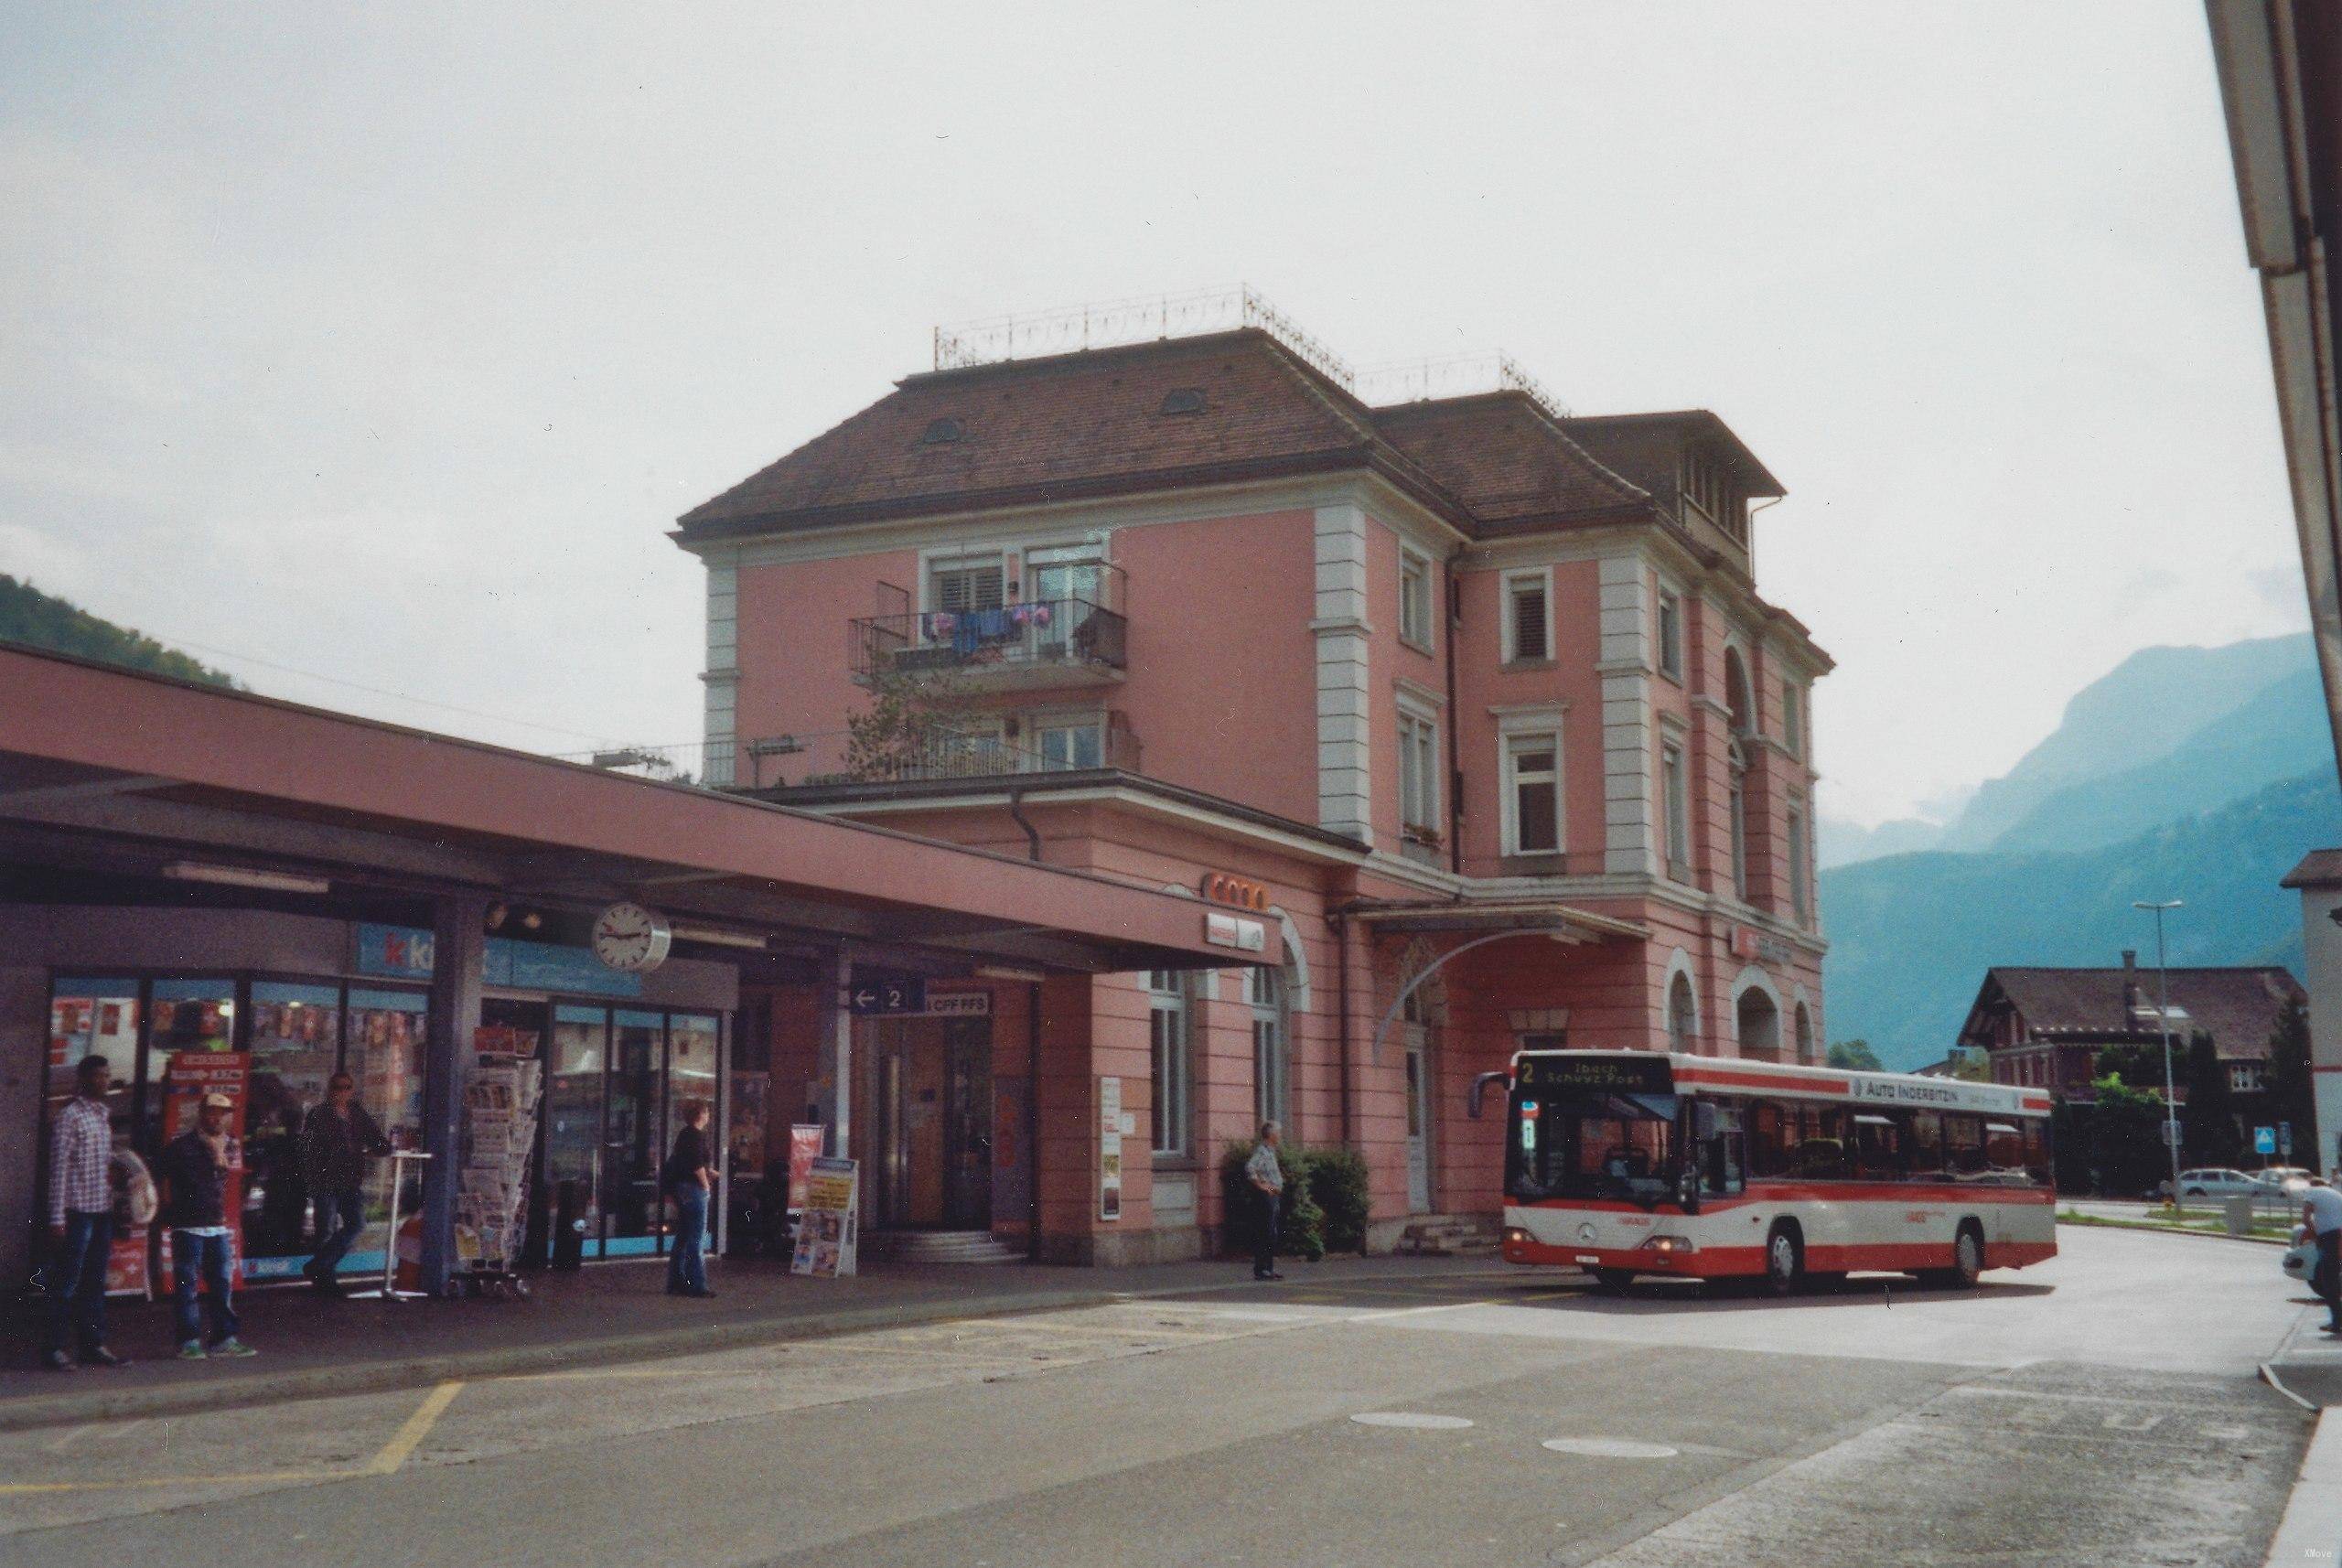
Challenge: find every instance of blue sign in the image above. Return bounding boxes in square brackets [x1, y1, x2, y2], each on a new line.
[352, 923, 641, 998]
[849, 975, 926, 1015]
[2255, 1125, 2277, 1155]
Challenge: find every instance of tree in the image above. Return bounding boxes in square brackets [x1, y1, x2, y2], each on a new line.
[842, 664, 979, 783]
[1826, 1039, 1882, 1071]
[2264, 993, 2316, 1167]
[2095, 1041, 2168, 1090]
[1950, 1048, 1992, 1083]
[2090, 1074, 2171, 1197]
[2178, 1031, 2241, 1167]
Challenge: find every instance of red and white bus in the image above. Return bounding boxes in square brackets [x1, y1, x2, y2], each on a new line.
[1477, 1050, 2057, 1294]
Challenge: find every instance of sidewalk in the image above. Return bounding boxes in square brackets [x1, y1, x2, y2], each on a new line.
[2, 1252, 1500, 1434]
[2268, 1302, 2342, 1409]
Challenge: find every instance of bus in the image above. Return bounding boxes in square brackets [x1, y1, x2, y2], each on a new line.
[1475, 1049, 2056, 1294]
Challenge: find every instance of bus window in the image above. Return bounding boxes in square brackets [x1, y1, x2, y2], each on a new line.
[1983, 1122, 2025, 1182]
[2022, 1119, 2052, 1187]
[1505, 1087, 1676, 1203]
[1908, 1112, 1945, 1178]
[1793, 1105, 1848, 1179]
[1853, 1114, 1901, 1181]
[1702, 1102, 1746, 1196]
[1945, 1114, 1987, 1177]
[1748, 1101, 1789, 1178]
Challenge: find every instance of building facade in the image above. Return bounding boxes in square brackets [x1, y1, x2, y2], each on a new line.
[671, 310, 1832, 1261]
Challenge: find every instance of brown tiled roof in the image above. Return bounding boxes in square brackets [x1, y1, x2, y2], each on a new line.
[679, 330, 1425, 536]
[2282, 848, 2342, 887]
[1979, 965, 2303, 1060]
[1368, 393, 1652, 528]
[1561, 410, 1787, 497]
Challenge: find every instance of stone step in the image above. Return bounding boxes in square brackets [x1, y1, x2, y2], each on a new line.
[861, 1230, 1026, 1265]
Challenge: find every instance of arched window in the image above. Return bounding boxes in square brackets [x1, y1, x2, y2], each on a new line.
[1724, 648, 1754, 737]
[1726, 738, 1749, 899]
[1793, 1003, 1814, 1064]
[1735, 986, 1781, 1061]
[1248, 961, 1292, 1128]
[1667, 972, 1698, 1055]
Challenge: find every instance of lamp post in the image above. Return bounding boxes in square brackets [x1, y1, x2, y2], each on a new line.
[2133, 899, 2184, 1209]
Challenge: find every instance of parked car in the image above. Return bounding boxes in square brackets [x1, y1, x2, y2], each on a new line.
[2148, 1168, 2267, 1201]
[2284, 1223, 2317, 1283]
[2255, 1166, 2321, 1192]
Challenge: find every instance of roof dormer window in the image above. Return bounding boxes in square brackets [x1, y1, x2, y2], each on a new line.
[920, 417, 966, 446]
[1158, 388, 1207, 416]
[1681, 448, 1745, 544]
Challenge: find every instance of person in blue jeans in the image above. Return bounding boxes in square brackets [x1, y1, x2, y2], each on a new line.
[663, 1101, 715, 1298]
[299, 1072, 389, 1296]
[45, 1055, 129, 1371]
[160, 1093, 256, 1359]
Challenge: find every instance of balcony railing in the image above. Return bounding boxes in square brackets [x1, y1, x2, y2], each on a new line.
[568, 719, 1142, 793]
[849, 596, 1127, 688]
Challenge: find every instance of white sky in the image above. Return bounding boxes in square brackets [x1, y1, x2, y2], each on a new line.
[0, 2, 2303, 826]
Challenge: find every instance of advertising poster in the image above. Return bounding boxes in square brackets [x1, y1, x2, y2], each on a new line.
[786, 1124, 825, 1211]
[153, 1052, 252, 1294]
[1098, 1075, 1123, 1223]
[790, 1155, 859, 1277]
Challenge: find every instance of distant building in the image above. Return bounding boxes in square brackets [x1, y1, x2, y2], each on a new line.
[1954, 952, 2303, 1103]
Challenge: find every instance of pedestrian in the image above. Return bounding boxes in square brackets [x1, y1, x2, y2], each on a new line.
[161, 1092, 257, 1360]
[299, 1071, 390, 1296]
[663, 1101, 716, 1298]
[1245, 1120, 1285, 1283]
[2306, 1175, 2342, 1337]
[44, 1055, 129, 1371]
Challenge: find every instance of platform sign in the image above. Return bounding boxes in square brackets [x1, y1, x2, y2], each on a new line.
[2255, 1126, 2277, 1156]
[848, 976, 926, 1016]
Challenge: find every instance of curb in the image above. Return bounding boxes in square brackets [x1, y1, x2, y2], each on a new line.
[0, 1263, 1520, 1434]
[2056, 1215, 2289, 1248]
[2264, 1407, 2341, 1568]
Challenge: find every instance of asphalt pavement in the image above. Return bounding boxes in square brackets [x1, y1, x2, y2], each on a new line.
[0, 1225, 2320, 1568]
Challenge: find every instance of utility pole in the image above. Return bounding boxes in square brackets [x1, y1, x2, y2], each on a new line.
[2134, 899, 2184, 1208]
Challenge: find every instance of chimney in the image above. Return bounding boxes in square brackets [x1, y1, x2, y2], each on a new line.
[2121, 949, 2141, 1020]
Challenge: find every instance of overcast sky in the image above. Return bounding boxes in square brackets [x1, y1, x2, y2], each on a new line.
[1, 2, 2299, 827]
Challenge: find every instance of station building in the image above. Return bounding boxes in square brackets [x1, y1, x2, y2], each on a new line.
[670, 303, 1833, 1262]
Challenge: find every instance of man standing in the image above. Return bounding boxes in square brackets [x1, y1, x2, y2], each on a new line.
[2306, 1176, 2342, 1337]
[299, 1072, 390, 1296]
[662, 1101, 716, 1298]
[45, 1055, 127, 1371]
[161, 1093, 258, 1360]
[1245, 1121, 1285, 1283]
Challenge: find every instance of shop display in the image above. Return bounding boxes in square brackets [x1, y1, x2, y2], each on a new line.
[459, 1029, 543, 1273]
[790, 1155, 858, 1278]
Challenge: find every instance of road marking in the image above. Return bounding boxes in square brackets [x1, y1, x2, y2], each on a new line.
[0, 1469, 327, 1496]
[368, 1381, 465, 1475]
[1542, 1436, 1681, 1458]
[1351, 1412, 1474, 1429]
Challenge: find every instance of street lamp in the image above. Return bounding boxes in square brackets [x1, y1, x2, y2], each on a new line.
[2133, 899, 2184, 1209]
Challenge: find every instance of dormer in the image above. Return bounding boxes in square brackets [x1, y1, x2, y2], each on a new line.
[1558, 412, 1785, 572]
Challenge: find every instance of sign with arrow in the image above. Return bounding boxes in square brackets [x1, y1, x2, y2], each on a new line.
[849, 975, 927, 1016]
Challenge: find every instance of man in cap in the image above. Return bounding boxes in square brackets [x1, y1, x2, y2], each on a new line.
[160, 1091, 256, 1359]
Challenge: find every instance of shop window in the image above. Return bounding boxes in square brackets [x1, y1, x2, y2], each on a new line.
[45, 978, 139, 1130]
[1147, 972, 1190, 1158]
[547, 1005, 608, 1250]
[346, 988, 429, 1231]
[141, 977, 236, 1153]
[245, 981, 343, 1262]
[606, 1010, 668, 1256]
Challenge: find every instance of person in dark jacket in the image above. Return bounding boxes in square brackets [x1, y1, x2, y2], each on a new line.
[663, 1102, 715, 1298]
[299, 1073, 390, 1295]
[161, 1093, 256, 1359]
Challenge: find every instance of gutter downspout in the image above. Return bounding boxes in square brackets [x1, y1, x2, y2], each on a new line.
[1009, 784, 1045, 1261]
[1334, 910, 1356, 1148]
[1444, 557, 1464, 875]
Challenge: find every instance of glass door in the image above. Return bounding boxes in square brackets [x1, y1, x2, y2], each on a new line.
[244, 982, 342, 1266]
[545, 1005, 607, 1257]
[141, 977, 237, 1154]
[1026, 544, 1103, 661]
[606, 1011, 667, 1256]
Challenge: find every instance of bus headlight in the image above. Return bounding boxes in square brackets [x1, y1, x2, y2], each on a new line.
[1503, 1227, 1531, 1249]
[1647, 1235, 1696, 1257]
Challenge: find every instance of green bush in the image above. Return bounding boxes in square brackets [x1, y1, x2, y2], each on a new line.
[1219, 1142, 1368, 1262]
[1305, 1146, 1370, 1253]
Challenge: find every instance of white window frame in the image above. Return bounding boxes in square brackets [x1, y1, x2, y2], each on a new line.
[1498, 724, 1563, 857]
[1146, 971, 1191, 1159]
[1787, 797, 1811, 925]
[1499, 567, 1553, 664]
[1027, 709, 1108, 771]
[1661, 740, 1691, 880]
[1657, 584, 1684, 682]
[1247, 963, 1290, 1128]
[921, 547, 1009, 615]
[1781, 680, 1803, 760]
[1399, 548, 1434, 653]
[1397, 700, 1442, 840]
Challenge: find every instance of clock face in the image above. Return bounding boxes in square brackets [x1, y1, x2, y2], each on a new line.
[591, 901, 672, 973]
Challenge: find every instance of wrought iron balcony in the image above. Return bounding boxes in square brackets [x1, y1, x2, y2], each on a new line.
[849, 596, 1127, 690]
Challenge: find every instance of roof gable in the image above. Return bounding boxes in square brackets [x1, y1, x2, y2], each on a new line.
[1369, 392, 1650, 527]
[1973, 964, 2302, 1059]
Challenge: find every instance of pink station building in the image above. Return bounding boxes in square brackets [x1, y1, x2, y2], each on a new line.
[672, 312, 1832, 1263]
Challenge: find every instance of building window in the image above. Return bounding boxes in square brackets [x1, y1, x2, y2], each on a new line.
[1727, 741, 1749, 900]
[1032, 716, 1104, 770]
[1787, 800, 1811, 924]
[1399, 550, 1434, 651]
[1793, 1003, 1814, 1064]
[1248, 963, 1290, 1128]
[1502, 569, 1551, 662]
[1667, 972, 1697, 1055]
[929, 558, 1004, 614]
[1658, 587, 1683, 681]
[1398, 707, 1441, 842]
[1681, 449, 1744, 542]
[1661, 741, 1691, 879]
[1147, 972, 1189, 1158]
[1503, 731, 1562, 855]
[1781, 681, 1803, 760]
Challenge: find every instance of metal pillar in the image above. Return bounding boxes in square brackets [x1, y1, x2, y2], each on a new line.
[818, 946, 852, 1156]
[420, 892, 488, 1294]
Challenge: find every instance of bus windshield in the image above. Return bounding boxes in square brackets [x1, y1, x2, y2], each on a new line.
[1508, 1088, 1677, 1204]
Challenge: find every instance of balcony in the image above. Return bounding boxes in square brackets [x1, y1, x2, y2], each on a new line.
[850, 582, 1127, 692]
[575, 716, 1142, 794]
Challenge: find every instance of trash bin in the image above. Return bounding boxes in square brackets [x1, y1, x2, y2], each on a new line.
[553, 1179, 586, 1270]
[2223, 1195, 2254, 1237]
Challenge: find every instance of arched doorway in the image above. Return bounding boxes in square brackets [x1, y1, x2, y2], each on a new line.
[1667, 972, 1698, 1055]
[1735, 986, 1781, 1061]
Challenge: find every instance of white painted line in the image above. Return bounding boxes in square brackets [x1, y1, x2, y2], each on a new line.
[2263, 1408, 2342, 1568]
[1350, 1412, 1474, 1430]
[1542, 1436, 1680, 1459]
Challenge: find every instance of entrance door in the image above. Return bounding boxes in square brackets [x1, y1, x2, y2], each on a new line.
[871, 1016, 994, 1230]
[1404, 1030, 1432, 1212]
[546, 1005, 608, 1255]
[605, 1011, 667, 1256]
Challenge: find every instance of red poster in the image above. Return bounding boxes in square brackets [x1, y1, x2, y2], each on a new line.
[787, 1124, 825, 1211]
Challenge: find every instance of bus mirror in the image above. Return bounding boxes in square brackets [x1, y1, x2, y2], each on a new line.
[1692, 1101, 1718, 1142]
[1467, 1071, 1510, 1120]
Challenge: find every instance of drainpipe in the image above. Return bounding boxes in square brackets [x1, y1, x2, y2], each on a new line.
[1008, 784, 1045, 1260]
[1444, 558, 1463, 875]
[1334, 910, 1356, 1148]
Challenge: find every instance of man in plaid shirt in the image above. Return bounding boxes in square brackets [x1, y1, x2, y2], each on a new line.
[46, 1055, 128, 1370]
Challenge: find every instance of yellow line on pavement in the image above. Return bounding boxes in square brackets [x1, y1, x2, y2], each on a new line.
[368, 1380, 465, 1475]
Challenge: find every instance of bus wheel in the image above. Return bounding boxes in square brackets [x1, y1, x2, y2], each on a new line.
[1762, 1223, 1802, 1296]
[1592, 1268, 1635, 1293]
[1924, 1224, 1984, 1290]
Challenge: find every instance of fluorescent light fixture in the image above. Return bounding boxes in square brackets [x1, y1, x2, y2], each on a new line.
[669, 923, 769, 951]
[973, 964, 1047, 983]
[162, 861, 330, 896]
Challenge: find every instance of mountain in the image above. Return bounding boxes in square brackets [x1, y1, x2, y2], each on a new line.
[1938, 633, 2313, 851]
[1819, 814, 1945, 870]
[1820, 769, 2341, 1070]
[0, 575, 238, 688]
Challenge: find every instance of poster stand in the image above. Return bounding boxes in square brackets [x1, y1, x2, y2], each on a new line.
[789, 1155, 859, 1277]
[347, 1150, 433, 1302]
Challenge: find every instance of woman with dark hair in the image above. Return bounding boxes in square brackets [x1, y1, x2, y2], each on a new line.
[662, 1102, 715, 1298]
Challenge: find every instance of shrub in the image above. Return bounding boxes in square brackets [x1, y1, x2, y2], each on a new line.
[1305, 1146, 1370, 1253]
[1217, 1142, 1363, 1261]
